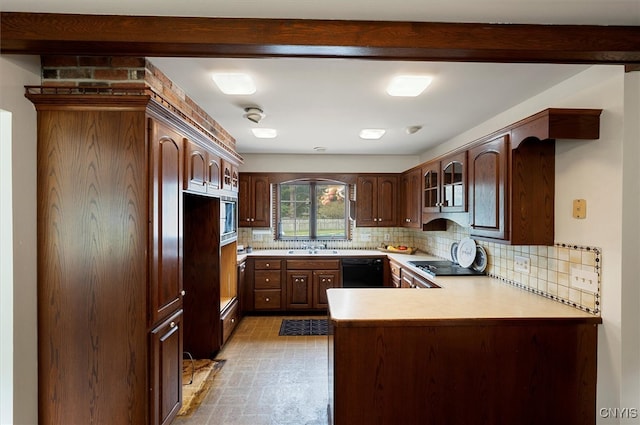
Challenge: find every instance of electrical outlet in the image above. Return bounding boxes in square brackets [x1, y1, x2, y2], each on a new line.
[570, 267, 598, 293]
[384, 233, 390, 241]
[514, 255, 530, 274]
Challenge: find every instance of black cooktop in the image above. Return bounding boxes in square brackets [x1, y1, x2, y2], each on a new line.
[408, 260, 485, 277]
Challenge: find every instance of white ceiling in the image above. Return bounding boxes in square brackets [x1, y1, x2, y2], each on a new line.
[2, 0, 638, 155]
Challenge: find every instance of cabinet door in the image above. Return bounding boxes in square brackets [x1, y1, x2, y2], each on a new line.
[207, 154, 221, 191]
[252, 175, 271, 227]
[238, 174, 271, 227]
[401, 169, 421, 228]
[468, 134, 508, 240]
[440, 151, 467, 213]
[314, 270, 339, 309]
[238, 174, 252, 225]
[377, 175, 398, 226]
[287, 271, 313, 309]
[184, 140, 207, 193]
[355, 176, 377, 227]
[149, 310, 183, 425]
[222, 159, 233, 191]
[149, 119, 184, 326]
[422, 161, 440, 213]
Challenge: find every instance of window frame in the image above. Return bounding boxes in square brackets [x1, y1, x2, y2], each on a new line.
[275, 179, 351, 241]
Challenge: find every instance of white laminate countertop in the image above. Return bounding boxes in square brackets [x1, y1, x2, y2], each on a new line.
[327, 280, 601, 326]
[236, 249, 601, 324]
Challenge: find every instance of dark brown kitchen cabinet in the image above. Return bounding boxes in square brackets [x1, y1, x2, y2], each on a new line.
[355, 175, 398, 227]
[389, 260, 402, 288]
[184, 139, 221, 194]
[150, 310, 184, 425]
[287, 270, 313, 309]
[27, 86, 241, 425]
[239, 173, 271, 227]
[422, 151, 467, 228]
[252, 258, 284, 311]
[466, 108, 602, 245]
[149, 120, 185, 326]
[468, 133, 510, 241]
[399, 168, 421, 228]
[286, 259, 341, 310]
[313, 270, 339, 309]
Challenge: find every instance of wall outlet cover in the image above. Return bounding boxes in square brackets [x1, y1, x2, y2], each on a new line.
[570, 267, 598, 293]
[514, 255, 530, 274]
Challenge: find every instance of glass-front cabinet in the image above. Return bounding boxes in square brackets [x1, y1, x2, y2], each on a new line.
[422, 151, 467, 214]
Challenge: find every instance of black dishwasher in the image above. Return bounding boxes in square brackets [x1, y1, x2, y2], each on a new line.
[341, 258, 384, 288]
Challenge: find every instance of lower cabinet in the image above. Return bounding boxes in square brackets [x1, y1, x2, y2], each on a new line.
[286, 260, 341, 310]
[149, 310, 184, 425]
[253, 259, 284, 311]
[221, 299, 240, 345]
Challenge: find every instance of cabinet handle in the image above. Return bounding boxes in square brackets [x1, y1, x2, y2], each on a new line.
[246, 218, 251, 222]
[265, 278, 270, 282]
[265, 297, 270, 302]
[170, 321, 176, 328]
[181, 290, 186, 296]
[231, 318, 235, 323]
[251, 218, 255, 222]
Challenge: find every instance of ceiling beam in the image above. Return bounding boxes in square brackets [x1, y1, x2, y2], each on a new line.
[1, 12, 639, 64]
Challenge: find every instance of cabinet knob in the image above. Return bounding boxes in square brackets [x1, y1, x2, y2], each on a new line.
[246, 218, 251, 222]
[251, 218, 255, 222]
[373, 218, 378, 222]
[170, 321, 176, 328]
[265, 278, 270, 282]
[181, 290, 186, 296]
[265, 263, 270, 267]
[231, 318, 235, 323]
[265, 297, 270, 302]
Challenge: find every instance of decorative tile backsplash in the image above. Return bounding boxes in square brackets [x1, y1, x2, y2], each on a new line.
[238, 221, 601, 315]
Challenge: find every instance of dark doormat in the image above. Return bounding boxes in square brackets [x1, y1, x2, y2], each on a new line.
[279, 319, 329, 336]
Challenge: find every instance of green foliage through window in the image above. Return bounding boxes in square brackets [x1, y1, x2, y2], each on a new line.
[277, 181, 348, 240]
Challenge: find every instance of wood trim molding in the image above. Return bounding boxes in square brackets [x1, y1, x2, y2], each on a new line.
[1, 12, 639, 64]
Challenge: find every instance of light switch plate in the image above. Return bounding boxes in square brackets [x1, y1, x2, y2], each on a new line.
[570, 267, 598, 293]
[573, 199, 586, 219]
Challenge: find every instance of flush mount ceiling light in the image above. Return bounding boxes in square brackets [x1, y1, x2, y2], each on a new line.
[359, 129, 386, 140]
[251, 128, 277, 139]
[211, 73, 256, 95]
[386, 75, 433, 97]
[243, 107, 265, 124]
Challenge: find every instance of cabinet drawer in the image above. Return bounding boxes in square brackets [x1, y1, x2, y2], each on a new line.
[254, 290, 281, 310]
[287, 259, 340, 270]
[254, 270, 281, 289]
[221, 300, 239, 345]
[390, 262, 402, 278]
[254, 259, 281, 270]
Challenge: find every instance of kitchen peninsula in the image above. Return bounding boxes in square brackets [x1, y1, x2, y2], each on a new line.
[327, 276, 602, 425]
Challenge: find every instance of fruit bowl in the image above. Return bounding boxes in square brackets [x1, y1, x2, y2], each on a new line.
[377, 245, 418, 254]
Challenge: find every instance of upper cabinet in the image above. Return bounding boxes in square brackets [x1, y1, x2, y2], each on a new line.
[421, 151, 467, 230]
[355, 175, 398, 227]
[239, 173, 271, 227]
[184, 139, 221, 194]
[400, 168, 421, 228]
[468, 133, 510, 242]
[467, 108, 602, 245]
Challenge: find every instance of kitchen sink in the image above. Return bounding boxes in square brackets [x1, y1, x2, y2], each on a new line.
[287, 249, 340, 255]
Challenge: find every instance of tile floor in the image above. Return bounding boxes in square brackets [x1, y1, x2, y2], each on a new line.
[174, 315, 329, 425]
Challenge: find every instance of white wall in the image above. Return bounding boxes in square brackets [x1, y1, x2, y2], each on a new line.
[0, 54, 40, 425]
[621, 70, 640, 417]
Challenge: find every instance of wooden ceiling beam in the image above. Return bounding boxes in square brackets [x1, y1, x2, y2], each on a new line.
[1, 12, 639, 64]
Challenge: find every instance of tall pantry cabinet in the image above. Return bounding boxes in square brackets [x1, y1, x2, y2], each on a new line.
[27, 88, 237, 425]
